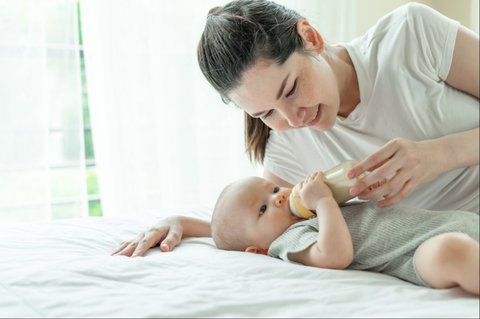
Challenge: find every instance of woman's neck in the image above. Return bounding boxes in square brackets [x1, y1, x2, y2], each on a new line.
[326, 45, 360, 118]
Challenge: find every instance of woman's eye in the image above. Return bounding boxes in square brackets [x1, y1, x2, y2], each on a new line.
[262, 109, 274, 119]
[259, 204, 267, 216]
[286, 79, 297, 97]
[273, 186, 280, 193]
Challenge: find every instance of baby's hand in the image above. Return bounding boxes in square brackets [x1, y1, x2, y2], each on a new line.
[296, 172, 333, 210]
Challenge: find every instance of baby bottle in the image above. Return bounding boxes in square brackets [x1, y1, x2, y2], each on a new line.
[289, 160, 365, 219]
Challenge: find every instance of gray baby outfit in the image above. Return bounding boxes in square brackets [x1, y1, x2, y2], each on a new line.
[268, 201, 479, 287]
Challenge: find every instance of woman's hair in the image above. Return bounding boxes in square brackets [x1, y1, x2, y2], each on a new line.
[197, 0, 305, 163]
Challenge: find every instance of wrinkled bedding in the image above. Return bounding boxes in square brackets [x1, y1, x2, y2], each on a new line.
[0, 207, 478, 318]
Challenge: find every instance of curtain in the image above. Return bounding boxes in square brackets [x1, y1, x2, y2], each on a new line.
[1, 0, 476, 222]
[80, 0, 356, 218]
[279, 0, 357, 42]
[0, 0, 87, 223]
[1, 1, 476, 222]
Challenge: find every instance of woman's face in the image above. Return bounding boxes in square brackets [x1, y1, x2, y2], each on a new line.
[229, 52, 341, 132]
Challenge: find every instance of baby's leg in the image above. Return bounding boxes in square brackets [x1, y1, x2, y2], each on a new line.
[415, 232, 479, 295]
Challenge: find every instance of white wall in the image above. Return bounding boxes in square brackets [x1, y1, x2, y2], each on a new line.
[353, 0, 479, 38]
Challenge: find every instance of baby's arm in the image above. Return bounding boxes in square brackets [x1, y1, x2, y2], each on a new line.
[289, 173, 354, 269]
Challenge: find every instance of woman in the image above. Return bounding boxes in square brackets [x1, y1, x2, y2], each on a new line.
[113, 0, 479, 257]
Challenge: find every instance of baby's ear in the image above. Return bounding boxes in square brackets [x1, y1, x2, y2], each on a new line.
[245, 246, 268, 255]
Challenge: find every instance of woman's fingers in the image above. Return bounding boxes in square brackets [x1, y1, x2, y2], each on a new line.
[350, 156, 401, 197]
[112, 232, 146, 257]
[158, 223, 183, 252]
[357, 167, 415, 207]
[357, 166, 408, 201]
[111, 216, 187, 258]
[346, 138, 445, 207]
[113, 225, 171, 257]
[376, 180, 415, 208]
[111, 241, 129, 256]
[357, 178, 389, 199]
[347, 142, 397, 180]
[131, 226, 169, 257]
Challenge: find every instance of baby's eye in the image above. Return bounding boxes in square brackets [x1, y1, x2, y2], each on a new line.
[259, 204, 267, 216]
[273, 186, 280, 193]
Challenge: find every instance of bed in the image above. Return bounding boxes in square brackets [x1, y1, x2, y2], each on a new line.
[1, 206, 478, 318]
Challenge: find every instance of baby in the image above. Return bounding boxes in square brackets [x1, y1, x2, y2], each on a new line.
[211, 172, 479, 295]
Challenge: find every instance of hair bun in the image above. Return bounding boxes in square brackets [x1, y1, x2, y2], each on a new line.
[208, 6, 223, 16]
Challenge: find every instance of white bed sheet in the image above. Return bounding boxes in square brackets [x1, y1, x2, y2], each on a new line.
[1, 207, 478, 318]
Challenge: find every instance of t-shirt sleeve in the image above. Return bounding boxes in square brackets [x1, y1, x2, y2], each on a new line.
[268, 220, 318, 262]
[405, 2, 460, 81]
[263, 131, 307, 186]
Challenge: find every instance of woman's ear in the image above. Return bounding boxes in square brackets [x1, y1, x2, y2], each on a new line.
[245, 246, 269, 255]
[296, 20, 324, 52]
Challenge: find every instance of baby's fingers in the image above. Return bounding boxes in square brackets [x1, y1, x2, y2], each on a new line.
[304, 172, 320, 183]
[314, 172, 324, 181]
[295, 181, 305, 191]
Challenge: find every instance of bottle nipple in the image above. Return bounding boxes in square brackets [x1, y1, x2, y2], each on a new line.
[288, 187, 316, 219]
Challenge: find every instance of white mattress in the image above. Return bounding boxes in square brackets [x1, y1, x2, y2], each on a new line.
[1, 207, 478, 318]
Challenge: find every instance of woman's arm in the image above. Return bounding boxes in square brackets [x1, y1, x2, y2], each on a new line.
[112, 216, 211, 257]
[439, 25, 480, 169]
[348, 26, 479, 208]
[349, 127, 479, 208]
[445, 26, 479, 98]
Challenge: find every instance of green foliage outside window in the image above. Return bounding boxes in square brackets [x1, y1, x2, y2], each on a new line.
[78, 0, 103, 217]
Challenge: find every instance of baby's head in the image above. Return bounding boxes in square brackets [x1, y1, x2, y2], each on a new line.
[211, 176, 301, 254]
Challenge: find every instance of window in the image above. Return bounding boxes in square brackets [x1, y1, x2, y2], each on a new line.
[0, 0, 102, 222]
[79, 1, 103, 218]
[49, 1, 102, 219]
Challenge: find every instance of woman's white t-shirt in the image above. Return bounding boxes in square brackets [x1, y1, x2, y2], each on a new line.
[263, 3, 479, 213]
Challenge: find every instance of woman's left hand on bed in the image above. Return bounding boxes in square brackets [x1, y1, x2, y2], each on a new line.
[347, 138, 445, 208]
[112, 216, 184, 257]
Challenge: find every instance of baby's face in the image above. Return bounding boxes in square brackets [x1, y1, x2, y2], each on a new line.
[226, 177, 302, 249]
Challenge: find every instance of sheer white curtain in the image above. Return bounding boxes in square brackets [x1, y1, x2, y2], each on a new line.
[80, 0, 356, 218]
[278, 0, 357, 42]
[0, 0, 87, 223]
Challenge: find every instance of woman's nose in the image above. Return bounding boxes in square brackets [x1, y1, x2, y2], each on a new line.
[275, 193, 287, 206]
[283, 107, 306, 127]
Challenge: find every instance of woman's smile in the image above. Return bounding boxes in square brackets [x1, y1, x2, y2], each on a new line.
[305, 104, 322, 127]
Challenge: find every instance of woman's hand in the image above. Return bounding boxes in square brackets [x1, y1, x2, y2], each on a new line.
[112, 216, 185, 257]
[296, 172, 333, 210]
[347, 138, 447, 208]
